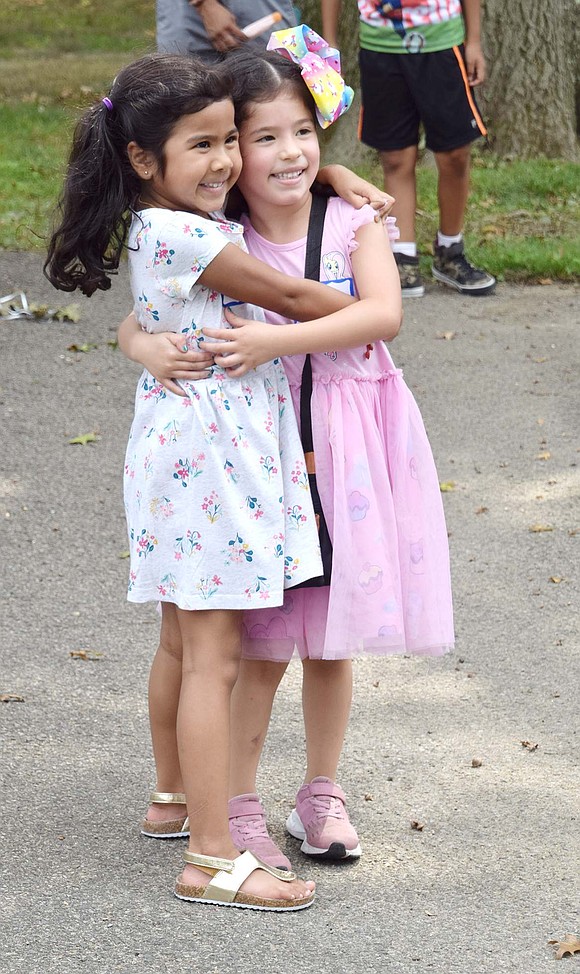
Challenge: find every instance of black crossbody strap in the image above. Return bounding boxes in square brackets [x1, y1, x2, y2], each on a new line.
[300, 194, 328, 453]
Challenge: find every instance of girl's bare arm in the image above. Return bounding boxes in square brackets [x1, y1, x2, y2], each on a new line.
[205, 220, 402, 376]
[198, 242, 354, 321]
[118, 313, 214, 396]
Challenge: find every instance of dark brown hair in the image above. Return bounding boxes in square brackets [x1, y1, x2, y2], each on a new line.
[45, 53, 231, 296]
[223, 48, 317, 130]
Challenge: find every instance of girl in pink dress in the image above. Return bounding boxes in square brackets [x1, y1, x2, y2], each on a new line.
[121, 36, 453, 871]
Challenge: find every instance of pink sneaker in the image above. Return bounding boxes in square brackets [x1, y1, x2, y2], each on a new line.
[286, 777, 362, 860]
[228, 793, 292, 871]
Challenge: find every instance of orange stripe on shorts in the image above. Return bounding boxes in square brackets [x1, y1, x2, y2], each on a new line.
[452, 45, 487, 137]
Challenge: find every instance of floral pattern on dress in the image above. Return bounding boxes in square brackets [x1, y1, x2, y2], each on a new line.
[124, 208, 322, 609]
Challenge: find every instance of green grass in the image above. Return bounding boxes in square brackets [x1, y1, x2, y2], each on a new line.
[418, 153, 579, 281]
[355, 152, 580, 283]
[0, 0, 155, 55]
[0, 0, 578, 280]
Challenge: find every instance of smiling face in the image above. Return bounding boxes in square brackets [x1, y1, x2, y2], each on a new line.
[138, 100, 242, 216]
[236, 92, 320, 215]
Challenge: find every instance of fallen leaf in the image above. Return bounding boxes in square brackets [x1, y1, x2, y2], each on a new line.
[0, 692, 25, 703]
[67, 342, 98, 353]
[58, 304, 82, 322]
[535, 451, 551, 461]
[549, 576, 564, 584]
[538, 278, 553, 286]
[107, 339, 119, 349]
[439, 481, 456, 493]
[29, 302, 81, 323]
[569, 529, 578, 537]
[410, 820, 425, 831]
[548, 934, 580, 959]
[364, 794, 374, 802]
[435, 330, 456, 341]
[533, 356, 548, 363]
[475, 506, 488, 515]
[118, 550, 130, 559]
[520, 740, 538, 751]
[528, 524, 553, 533]
[471, 758, 483, 768]
[69, 650, 104, 661]
[68, 432, 97, 446]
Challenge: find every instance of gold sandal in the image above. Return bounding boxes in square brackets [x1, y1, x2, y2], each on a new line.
[174, 850, 315, 911]
[141, 791, 190, 839]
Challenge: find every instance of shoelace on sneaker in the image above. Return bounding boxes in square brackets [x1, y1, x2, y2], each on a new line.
[231, 813, 270, 842]
[452, 253, 473, 271]
[306, 794, 346, 822]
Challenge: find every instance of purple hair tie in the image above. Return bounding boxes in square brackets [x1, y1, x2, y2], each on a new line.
[102, 97, 114, 111]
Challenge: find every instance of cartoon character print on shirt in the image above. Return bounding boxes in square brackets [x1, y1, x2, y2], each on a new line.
[321, 250, 355, 296]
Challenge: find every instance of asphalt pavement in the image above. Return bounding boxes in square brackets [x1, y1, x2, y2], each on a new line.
[1, 251, 579, 973]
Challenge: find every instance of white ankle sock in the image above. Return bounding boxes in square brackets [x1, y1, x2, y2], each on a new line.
[437, 231, 463, 248]
[393, 242, 417, 258]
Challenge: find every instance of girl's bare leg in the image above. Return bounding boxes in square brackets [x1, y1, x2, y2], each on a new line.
[145, 603, 185, 823]
[229, 657, 352, 791]
[229, 658, 288, 796]
[302, 659, 353, 783]
[176, 608, 313, 902]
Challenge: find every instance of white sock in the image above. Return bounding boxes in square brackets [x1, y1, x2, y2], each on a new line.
[393, 242, 417, 258]
[437, 230, 463, 248]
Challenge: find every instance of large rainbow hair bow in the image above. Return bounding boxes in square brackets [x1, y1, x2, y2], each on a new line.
[267, 25, 354, 129]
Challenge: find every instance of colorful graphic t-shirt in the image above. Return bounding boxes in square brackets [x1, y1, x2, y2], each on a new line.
[358, 0, 465, 54]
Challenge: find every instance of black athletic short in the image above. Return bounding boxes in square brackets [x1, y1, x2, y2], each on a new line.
[358, 45, 487, 154]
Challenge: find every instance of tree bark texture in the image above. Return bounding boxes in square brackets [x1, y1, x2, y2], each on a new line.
[480, 0, 579, 160]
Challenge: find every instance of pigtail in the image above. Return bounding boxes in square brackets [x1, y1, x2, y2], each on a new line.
[45, 101, 139, 296]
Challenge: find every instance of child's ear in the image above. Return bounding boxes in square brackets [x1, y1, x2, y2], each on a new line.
[127, 141, 156, 179]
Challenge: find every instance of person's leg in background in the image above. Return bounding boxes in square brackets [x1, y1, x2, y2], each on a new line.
[424, 47, 496, 294]
[359, 47, 425, 297]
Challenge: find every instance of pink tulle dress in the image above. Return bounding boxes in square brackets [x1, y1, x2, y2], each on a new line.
[241, 197, 454, 660]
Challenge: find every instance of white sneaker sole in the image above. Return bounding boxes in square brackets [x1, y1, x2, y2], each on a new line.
[286, 809, 362, 859]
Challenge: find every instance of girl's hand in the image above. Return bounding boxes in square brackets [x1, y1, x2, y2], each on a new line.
[317, 164, 395, 222]
[202, 310, 282, 378]
[138, 332, 214, 396]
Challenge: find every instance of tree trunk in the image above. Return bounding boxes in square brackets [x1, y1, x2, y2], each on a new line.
[301, 0, 376, 168]
[480, 0, 579, 160]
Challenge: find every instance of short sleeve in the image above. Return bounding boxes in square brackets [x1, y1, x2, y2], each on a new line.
[150, 213, 230, 301]
[346, 202, 399, 253]
[331, 198, 399, 256]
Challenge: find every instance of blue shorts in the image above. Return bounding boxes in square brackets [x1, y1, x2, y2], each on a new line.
[358, 45, 487, 154]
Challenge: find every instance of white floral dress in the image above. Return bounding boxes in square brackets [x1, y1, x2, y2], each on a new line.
[124, 208, 322, 609]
